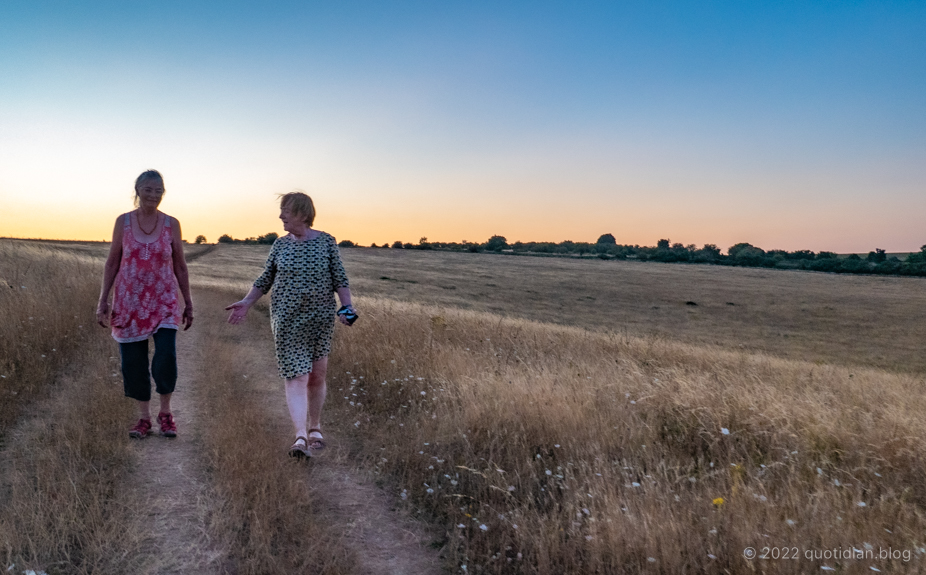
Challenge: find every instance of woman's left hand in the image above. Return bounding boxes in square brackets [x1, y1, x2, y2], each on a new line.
[182, 305, 194, 330]
[337, 305, 357, 326]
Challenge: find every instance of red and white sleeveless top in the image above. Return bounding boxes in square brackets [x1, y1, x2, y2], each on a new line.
[111, 212, 182, 343]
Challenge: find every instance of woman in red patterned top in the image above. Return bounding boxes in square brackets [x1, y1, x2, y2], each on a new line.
[97, 170, 194, 438]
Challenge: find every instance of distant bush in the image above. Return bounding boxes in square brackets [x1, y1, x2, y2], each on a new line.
[194, 235, 207, 244]
[216, 232, 278, 245]
[484, 235, 508, 252]
[338, 240, 355, 248]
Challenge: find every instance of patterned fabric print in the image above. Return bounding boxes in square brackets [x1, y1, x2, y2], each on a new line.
[254, 232, 350, 379]
[111, 213, 182, 343]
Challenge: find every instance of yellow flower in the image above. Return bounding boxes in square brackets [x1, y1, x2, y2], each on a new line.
[713, 497, 725, 507]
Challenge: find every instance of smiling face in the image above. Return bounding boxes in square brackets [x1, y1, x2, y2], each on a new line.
[135, 177, 165, 210]
[280, 205, 308, 236]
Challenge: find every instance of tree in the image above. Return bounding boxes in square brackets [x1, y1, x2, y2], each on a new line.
[338, 240, 355, 248]
[391, 240, 404, 249]
[727, 242, 765, 259]
[867, 248, 887, 263]
[485, 235, 508, 251]
[194, 235, 207, 244]
[905, 245, 926, 264]
[258, 232, 278, 244]
[596, 233, 616, 245]
[218, 234, 233, 243]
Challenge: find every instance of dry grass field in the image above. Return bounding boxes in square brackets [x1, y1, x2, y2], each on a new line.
[3, 239, 926, 574]
[193, 245, 926, 373]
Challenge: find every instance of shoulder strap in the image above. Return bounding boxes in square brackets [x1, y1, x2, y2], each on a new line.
[124, 212, 131, 227]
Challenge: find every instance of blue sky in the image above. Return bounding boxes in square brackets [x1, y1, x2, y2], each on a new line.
[1, 1, 924, 251]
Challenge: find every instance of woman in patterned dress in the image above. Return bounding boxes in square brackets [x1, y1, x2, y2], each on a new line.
[97, 170, 194, 438]
[225, 192, 355, 458]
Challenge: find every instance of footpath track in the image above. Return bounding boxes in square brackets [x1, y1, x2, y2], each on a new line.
[126, 287, 445, 574]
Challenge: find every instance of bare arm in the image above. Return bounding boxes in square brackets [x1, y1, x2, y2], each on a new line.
[226, 286, 264, 324]
[170, 218, 194, 330]
[97, 217, 124, 327]
[228, 241, 277, 325]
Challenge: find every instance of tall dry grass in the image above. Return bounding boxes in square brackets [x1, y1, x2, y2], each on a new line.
[0, 240, 103, 431]
[326, 297, 926, 573]
[191, 289, 358, 575]
[0, 240, 149, 574]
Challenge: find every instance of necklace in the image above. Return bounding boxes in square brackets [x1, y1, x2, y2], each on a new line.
[137, 211, 159, 235]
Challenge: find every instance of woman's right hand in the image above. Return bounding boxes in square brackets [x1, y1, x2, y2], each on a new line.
[96, 301, 110, 327]
[225, 300, 251, 325]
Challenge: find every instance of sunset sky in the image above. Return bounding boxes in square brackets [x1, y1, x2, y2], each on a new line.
[1, 1, 924, 252]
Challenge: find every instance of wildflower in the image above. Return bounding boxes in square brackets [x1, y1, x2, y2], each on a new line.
[712, 497, 725, 507]
[786, 519, 796, 526]
[457, 524, 465, 528]
[631, 482, 641, 487]
[545, 470, 552, 476]
[354, 421, 360, 427]
[857, 501, 867, 507]
[707, 554, 717, 559]
[647, 557, 655, 563]
[426, 488, 434, 494]
[479, 524, 488, 531]
[720, 428, 730, 435]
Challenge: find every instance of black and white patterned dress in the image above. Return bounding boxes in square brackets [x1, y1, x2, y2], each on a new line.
[253, 232, 350, 379]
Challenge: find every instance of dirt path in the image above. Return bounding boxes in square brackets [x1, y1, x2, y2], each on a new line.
[123, 289, 445, 574]
[123, 326, 229, 574]
[211, 289, 447, 575]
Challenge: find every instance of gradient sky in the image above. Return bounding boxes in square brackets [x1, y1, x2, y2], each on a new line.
[1, 1, 924, 252]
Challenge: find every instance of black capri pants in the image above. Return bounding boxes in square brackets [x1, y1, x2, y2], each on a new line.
[119, 328, 177, 401]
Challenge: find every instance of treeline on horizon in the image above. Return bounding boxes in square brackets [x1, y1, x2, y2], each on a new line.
[212, 232, 926, 277]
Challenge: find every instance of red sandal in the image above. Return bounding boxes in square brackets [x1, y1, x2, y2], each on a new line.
[129, 418, 152, 439]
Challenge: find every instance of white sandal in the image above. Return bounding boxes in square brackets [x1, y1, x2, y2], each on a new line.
[289, 436, 310, 458]
[307, 428, 326, 450]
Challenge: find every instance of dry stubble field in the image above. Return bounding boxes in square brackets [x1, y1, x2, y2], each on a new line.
[2, 239, 926, 574]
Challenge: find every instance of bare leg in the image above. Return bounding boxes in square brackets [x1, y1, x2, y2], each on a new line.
[137, 401, 151, 420]
[307, 357, 328, 433]
[159, 393, 172, 415]
[285, 373, 310, 439]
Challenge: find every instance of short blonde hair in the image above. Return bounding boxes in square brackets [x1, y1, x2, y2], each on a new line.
[279, 191, 316, 227]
